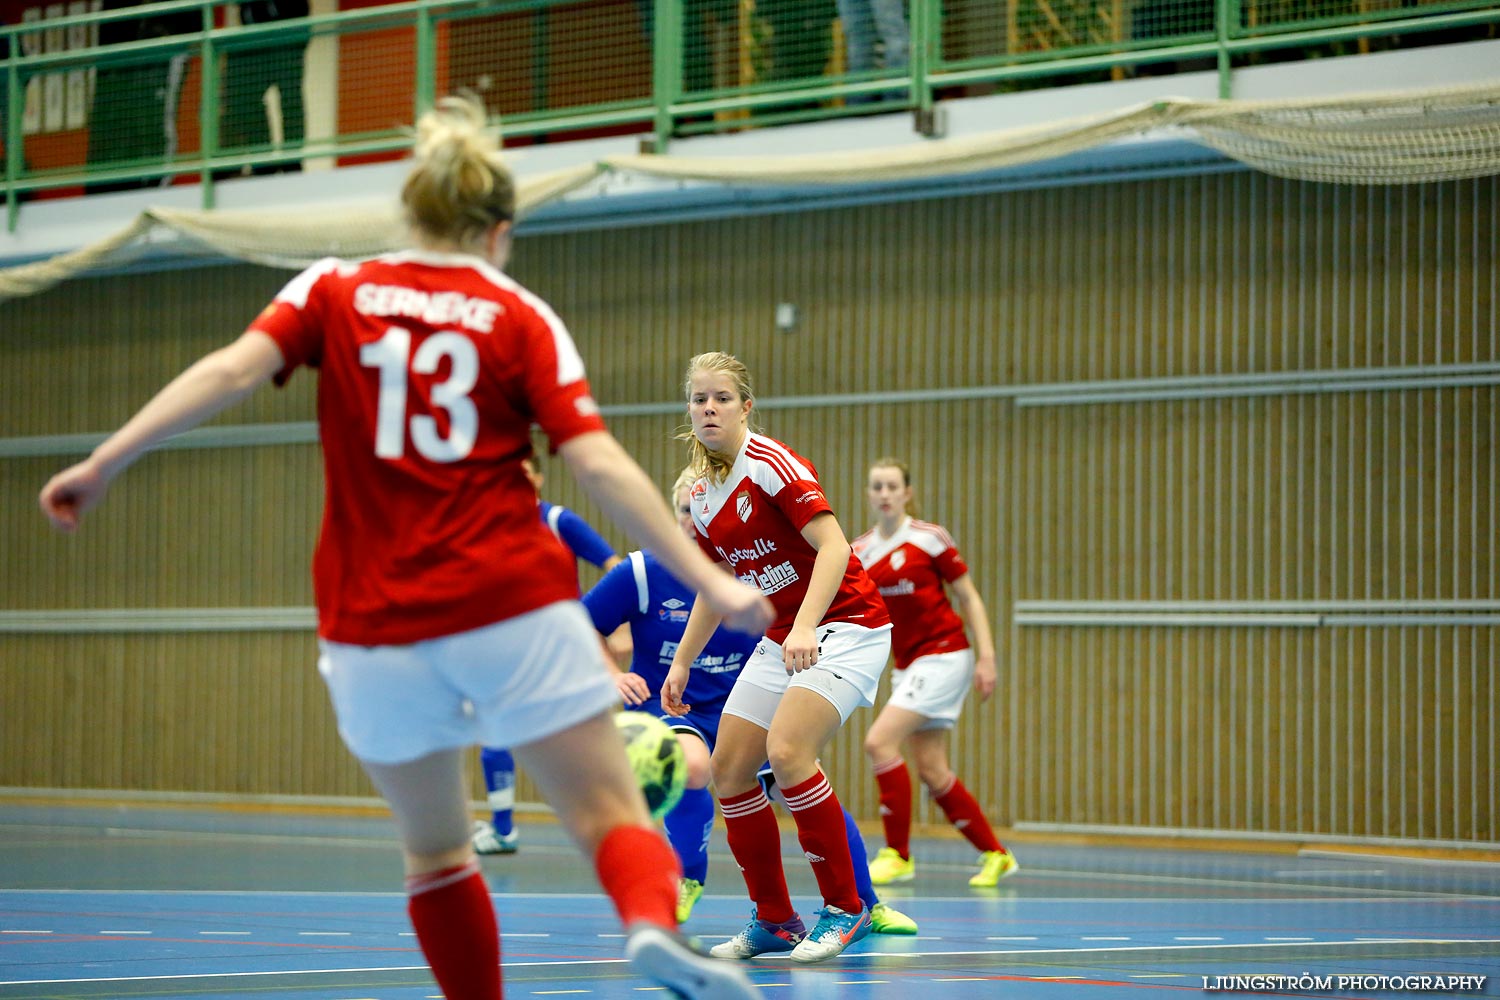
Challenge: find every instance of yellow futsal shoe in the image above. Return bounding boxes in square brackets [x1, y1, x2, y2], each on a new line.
[969, 850, 1019, 888]
[869, 901, 918, 935]
[868, 846, 916, 885]
[676, 877, 704, 924]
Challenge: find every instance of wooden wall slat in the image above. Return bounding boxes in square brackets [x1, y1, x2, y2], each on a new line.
[1, 172, 1493, 845]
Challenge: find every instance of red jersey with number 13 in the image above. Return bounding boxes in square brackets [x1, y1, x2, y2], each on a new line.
[690, 432, 888, 644]
[253, 250, 607, 647]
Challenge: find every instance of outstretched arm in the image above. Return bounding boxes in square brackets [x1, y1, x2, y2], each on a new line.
[40, 331, 286, 532]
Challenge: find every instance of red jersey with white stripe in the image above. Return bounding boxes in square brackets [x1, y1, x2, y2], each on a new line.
[689, 433, 889, 644]
[852, 516, 970, 669]
[253, 250, 606, 646]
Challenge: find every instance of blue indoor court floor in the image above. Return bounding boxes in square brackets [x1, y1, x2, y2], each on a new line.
[0, 802, 1496, 1000]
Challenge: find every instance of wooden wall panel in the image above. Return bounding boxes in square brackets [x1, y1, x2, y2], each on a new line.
[1, 170, 1493, 846]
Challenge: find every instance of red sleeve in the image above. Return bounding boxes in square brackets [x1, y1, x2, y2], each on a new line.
[936, 545, 969, 583]
[771, 478, 833, 532]
[251, 258, 341, 386]
[515, 300, 607, 448]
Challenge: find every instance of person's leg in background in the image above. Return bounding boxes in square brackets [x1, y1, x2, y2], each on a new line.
[263, 33, 305, 171]
[664, 728, 715, 923]
[473, 745, 520, 855]
[363, 748, 503, 1000]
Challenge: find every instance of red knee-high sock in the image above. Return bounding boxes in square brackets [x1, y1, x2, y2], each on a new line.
[405, 860, 501, 1000]
[719, 786, 796, 924]
[595, 825, 681, 930]
[872, 756, 913, 859]
[932, 776, 1005, 853]
[781, 771, 862, 915]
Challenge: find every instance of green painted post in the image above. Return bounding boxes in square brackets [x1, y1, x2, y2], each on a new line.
[652, 0, 680, 151]
[1217, 0, 1233, 99]
[6, 37, 19, 231]
[415, 1, 435, 119]
[910, 0, 933, 115]
[199, 2, 218, 210]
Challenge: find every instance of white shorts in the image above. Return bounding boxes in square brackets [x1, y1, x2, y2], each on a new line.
[887, 648, 975, 730]
[318, 601, 620, 765]
[723, 621, 892, 727]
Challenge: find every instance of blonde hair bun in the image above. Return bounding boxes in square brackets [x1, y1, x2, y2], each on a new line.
[402, 95, 516, 247]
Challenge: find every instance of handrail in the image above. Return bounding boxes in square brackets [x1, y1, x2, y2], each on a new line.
[1, 0, 1497, 222]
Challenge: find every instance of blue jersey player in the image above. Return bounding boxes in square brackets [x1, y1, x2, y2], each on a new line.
[582, 470, 918, 933]
[473, 458, 623, 857]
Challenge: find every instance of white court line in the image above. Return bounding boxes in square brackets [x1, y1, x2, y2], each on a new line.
[7, 937, 1500, 986]
[1010, 866, 1461, 898]
[6, 886, 1492, 904]
[0, 930, 52, 934]
[1264, 936, 1314, 941]
[1300, 849, 1500, 869]
[99, 930, 151, 935]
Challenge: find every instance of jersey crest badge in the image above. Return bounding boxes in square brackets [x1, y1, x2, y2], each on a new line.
[736, 490, 752, 522]
[891, 549, 907, 571]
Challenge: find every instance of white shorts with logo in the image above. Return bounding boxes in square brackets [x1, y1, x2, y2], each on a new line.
[887, 648, 975, 731]
[724, 621, 893, 727]
[317, 601, 620, 765]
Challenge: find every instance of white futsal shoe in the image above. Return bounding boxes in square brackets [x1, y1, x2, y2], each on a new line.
[625, 923, 757, 1000]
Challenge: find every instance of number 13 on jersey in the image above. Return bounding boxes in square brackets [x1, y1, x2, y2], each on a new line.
[359, 326, 480, 463]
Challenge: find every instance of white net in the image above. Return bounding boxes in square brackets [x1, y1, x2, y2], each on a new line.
[2, 80, 1498, 302]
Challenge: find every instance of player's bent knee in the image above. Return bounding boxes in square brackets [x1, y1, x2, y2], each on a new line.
[679, 734, 712, 789]
[763, 738, 817, 782]
[709, 752, 762, 796]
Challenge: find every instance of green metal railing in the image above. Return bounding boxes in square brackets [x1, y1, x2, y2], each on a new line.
[2, 0, 1498, 227]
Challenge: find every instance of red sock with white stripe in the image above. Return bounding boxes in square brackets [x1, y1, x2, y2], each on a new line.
[780, 771, 862, 914]
[932, 775, 1005, 853]
[872, 756, 913, 859]
[405, 859, 501, 1000]
[719, 786, 796, 924]
[594, 825, 680, 929]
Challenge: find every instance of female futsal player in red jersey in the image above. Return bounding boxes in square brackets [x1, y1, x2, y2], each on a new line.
[663, 351, 892, 964]
[40, 97, 770, 1000]
[852, 458, 1018, 888]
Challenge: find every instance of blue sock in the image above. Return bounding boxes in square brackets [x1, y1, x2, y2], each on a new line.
[479, 746, 516, 836]
[843, 807, 878, 911]
[664, 786, 715, 884]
